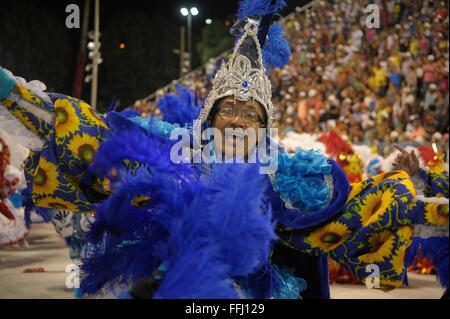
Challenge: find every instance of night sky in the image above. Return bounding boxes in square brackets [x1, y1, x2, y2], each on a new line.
[0, 0, 310, 110]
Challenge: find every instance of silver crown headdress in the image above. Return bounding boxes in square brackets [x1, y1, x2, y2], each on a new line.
[195, 20, 274, 135]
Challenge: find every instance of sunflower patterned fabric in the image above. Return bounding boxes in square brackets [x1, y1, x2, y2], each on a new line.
[417, 167, 449, 199]
[413, 167, 449, 227]
[406, 166, 449, 289]
[277, 170, 443, 289]
[1, 82, 109, 213]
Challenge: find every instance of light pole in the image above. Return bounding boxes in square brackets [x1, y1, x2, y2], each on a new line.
[180, 6, 198, 73]
[179, 26, 186, 77]
[91, 0, 100, 109]
[84, 0, 102, 110]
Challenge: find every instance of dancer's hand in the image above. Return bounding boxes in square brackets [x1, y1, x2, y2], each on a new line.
[392, 145, 420, 177]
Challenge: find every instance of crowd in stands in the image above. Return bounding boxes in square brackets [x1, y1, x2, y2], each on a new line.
[135, 0, 449, 158]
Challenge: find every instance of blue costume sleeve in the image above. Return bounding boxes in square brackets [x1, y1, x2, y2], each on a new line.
[270, 149, 350, 230]
[272, 150, 437, 290]
[405, 167, 449, 290]
[268, 149, 350, 298]
[416, 168, 449, 198]
[285, 170, 441, 289]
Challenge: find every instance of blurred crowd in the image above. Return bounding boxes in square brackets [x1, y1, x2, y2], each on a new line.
[136, 0, 449, 157]
[275, 0, 448, 154]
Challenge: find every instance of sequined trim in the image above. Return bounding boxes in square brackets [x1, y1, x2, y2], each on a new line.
[324, 174, 334, 205]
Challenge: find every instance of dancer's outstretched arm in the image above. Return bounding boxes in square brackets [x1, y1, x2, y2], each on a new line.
[1, 67, 110, 213]
[272, 147, 448, 290]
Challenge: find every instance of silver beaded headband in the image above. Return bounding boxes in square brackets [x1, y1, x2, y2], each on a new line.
[194, 21, 273, 137]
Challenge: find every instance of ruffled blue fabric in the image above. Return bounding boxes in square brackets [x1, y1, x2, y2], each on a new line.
[0, 67, 15, 100]
[270, 159, 350, 230]
[272, 265, 307, 299]
[129, 116, 187, 140]
[273, 149, 332, 214]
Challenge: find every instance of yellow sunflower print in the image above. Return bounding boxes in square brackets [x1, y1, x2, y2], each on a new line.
[306, 221, 352, 252]
[32, 158, 60, 195]
[346, 181, 365, 203]
[35, 196, 77, 211]
[79, 101, 108, 128]
[2, 99, 14, 108]
[358, 189, 395, 226]
[67, 133, 99, 164]
[396, 225, 413, 244]
[428, 165, 444, 174]
[390, 246, 408, 275]
[54, 99, 80, 138]
[424, 202, 449, 226]
[12, 110, 39, 135]
[358, 230, 395, 264]
[370, 170, 406, 184]
[17, 84, 34, 103]
[402, 179, 416, 199]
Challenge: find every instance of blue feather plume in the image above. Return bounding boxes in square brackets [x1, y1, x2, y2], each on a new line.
[155, 163, 277, 298]
[262, 22, 292, 70]
[421, 237, 449, 289]
[157, 84, 202, 126]
[119, 109, 140, 118]
[82, 116, 276, 297]
[405, 236, 449, 289]
[81, 164, 200, 295]
[200, 163, 276, 276]
[235, 1, 292, 70]
[237, 0, 286, 20]
[81, 114, 200, 295]
[89, 112, 196, 183]
[154, 240, 239, 299]
[405, 237, 420, 267]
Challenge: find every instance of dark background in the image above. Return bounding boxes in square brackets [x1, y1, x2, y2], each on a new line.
[0, 0, 309, 111]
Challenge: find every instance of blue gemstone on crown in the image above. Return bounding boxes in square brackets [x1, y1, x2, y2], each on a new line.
[242, 81, 248, 88]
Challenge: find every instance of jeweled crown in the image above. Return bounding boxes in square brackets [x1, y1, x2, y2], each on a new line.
[196, 21, 273, 133]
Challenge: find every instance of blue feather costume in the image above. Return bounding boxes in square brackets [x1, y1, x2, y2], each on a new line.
[0, 0, 448, 299]
[80, 114, 278, 298]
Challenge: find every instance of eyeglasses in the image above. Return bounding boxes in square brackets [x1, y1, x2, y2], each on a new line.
[217, 105, 265, 125]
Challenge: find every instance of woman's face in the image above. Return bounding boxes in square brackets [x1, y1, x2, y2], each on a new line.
[211, 96, 266, 160]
